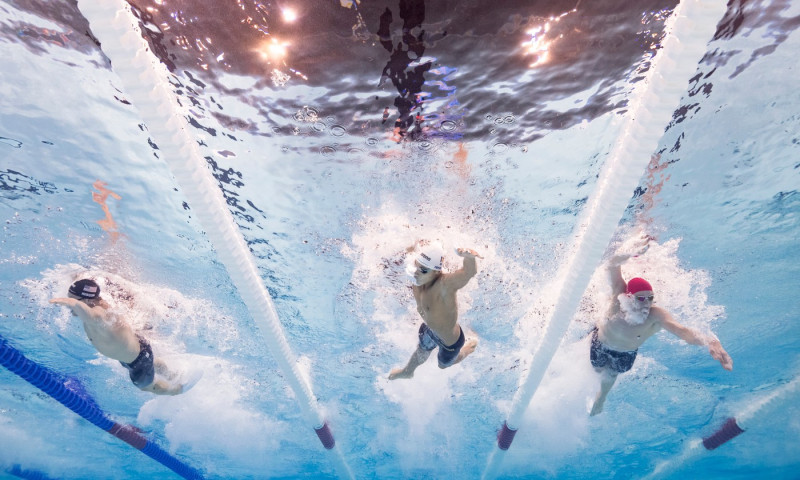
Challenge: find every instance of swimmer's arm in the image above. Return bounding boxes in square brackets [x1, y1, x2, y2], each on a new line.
[659, 310, 705, 345]
[608, 233, 652, 295]
[50, 297, 80, 308]
[607, 256, 628, 296]
[50, 298, 103, 320]
[445, 248, 482, 290]
[657, 308, 733, 371]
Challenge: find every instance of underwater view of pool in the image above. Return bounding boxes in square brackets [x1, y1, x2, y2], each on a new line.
[1, 0, 798, 478]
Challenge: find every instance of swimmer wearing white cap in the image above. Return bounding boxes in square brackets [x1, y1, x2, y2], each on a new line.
[389, 242, 482, 380]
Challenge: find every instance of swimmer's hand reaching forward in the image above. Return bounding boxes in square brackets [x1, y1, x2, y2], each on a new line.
[609, 233, 652, 266]
[708, 337, 734, 371]
[456, 248, 483, 259]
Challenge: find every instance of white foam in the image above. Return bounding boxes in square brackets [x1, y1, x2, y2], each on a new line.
[552, 233, 727, 346]
[344, 200, 504, 473]
[499, 339, 595, 475]
[137, 356, 287, 472]
[492, 233, 728, 476]
[616, 237, 726, 339]
[21, 263, 242, 356]
[0, 413, 55, 473]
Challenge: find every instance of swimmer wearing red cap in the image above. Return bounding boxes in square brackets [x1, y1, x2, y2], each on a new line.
[590, 238, 733, 416]
[389, 242, 482, 380]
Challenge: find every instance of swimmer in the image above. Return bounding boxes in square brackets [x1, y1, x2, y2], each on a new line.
[389, 242, 482, 380]
[50, 279, 187, 395]
[590, 237, 733, 415]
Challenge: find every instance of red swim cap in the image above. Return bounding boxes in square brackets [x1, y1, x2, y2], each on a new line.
[626, 277, 653, 294]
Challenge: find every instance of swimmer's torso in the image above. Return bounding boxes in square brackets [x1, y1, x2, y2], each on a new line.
[599, 307, 666, 351]
[77, 306, 141, 363]
[413, 277, 461, 345]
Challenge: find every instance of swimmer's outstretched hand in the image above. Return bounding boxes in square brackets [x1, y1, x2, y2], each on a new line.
[611, 233, 653, 265]
[708, 339, 733, 371]
[630, 230, 654, 254]
[50, 297, 77, 307]
[456, 248, 483, 259]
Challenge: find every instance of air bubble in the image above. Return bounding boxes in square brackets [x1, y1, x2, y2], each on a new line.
[418, 141, 434, 151]
[320, 145, 337, 156]
[440, 120, 456, 132]
[330, 125, 346, 137]
[294, 106, 319, 122]
[493, 143, 509, 153]
[366, 137, 378, 146]
[0, 137, 23, 148]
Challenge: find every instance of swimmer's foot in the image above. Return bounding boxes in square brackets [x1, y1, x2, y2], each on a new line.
[453, 338, 479, 365]
[388, 367, 413, 380]
[590, 399, 604, 416]
[154, 360, 179, 381]
[462, 338, 478, 357]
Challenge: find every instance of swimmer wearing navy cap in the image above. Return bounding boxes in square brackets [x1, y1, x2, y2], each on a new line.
[51, 279, 187, 395]
[389, 241, 482, 380]
[590, 235, 733, 415]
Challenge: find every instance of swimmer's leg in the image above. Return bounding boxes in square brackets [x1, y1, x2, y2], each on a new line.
[389, 346, 432, 380]
[438, 338, 479, 369]
[590, 370, 618, 416]
[141, 378, 183, 395]
[154, 358, 179, 380]
[140, 359, 184, 395]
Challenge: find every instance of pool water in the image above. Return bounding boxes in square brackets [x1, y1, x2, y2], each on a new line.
[1, 0, 798, 479]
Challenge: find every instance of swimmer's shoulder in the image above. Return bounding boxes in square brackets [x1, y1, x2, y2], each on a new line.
[648, 305, 670, 323]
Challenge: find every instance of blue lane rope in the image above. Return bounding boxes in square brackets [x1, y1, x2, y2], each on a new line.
[8, 465, 58, 480]
[0, 335, 204, 480]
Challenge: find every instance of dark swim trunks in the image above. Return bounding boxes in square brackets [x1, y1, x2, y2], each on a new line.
[119, 336, 155, 388]
[590, 328, 638, 374]
[418, 323, 466, 368]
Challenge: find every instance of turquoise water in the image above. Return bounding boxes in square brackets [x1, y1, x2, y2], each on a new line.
[1, 0, 799, 479]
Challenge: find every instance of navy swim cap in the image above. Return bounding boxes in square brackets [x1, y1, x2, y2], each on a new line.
[68, 279, 100, 299]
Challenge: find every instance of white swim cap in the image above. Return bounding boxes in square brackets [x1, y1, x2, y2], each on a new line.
[417, 243, 444, 271]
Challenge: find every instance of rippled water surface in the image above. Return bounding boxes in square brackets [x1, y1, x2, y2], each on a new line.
[1, 0, 799, 479]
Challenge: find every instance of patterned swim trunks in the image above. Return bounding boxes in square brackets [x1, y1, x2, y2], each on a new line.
[418, 323, 466, 367]
[590, 328, 638, 374]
